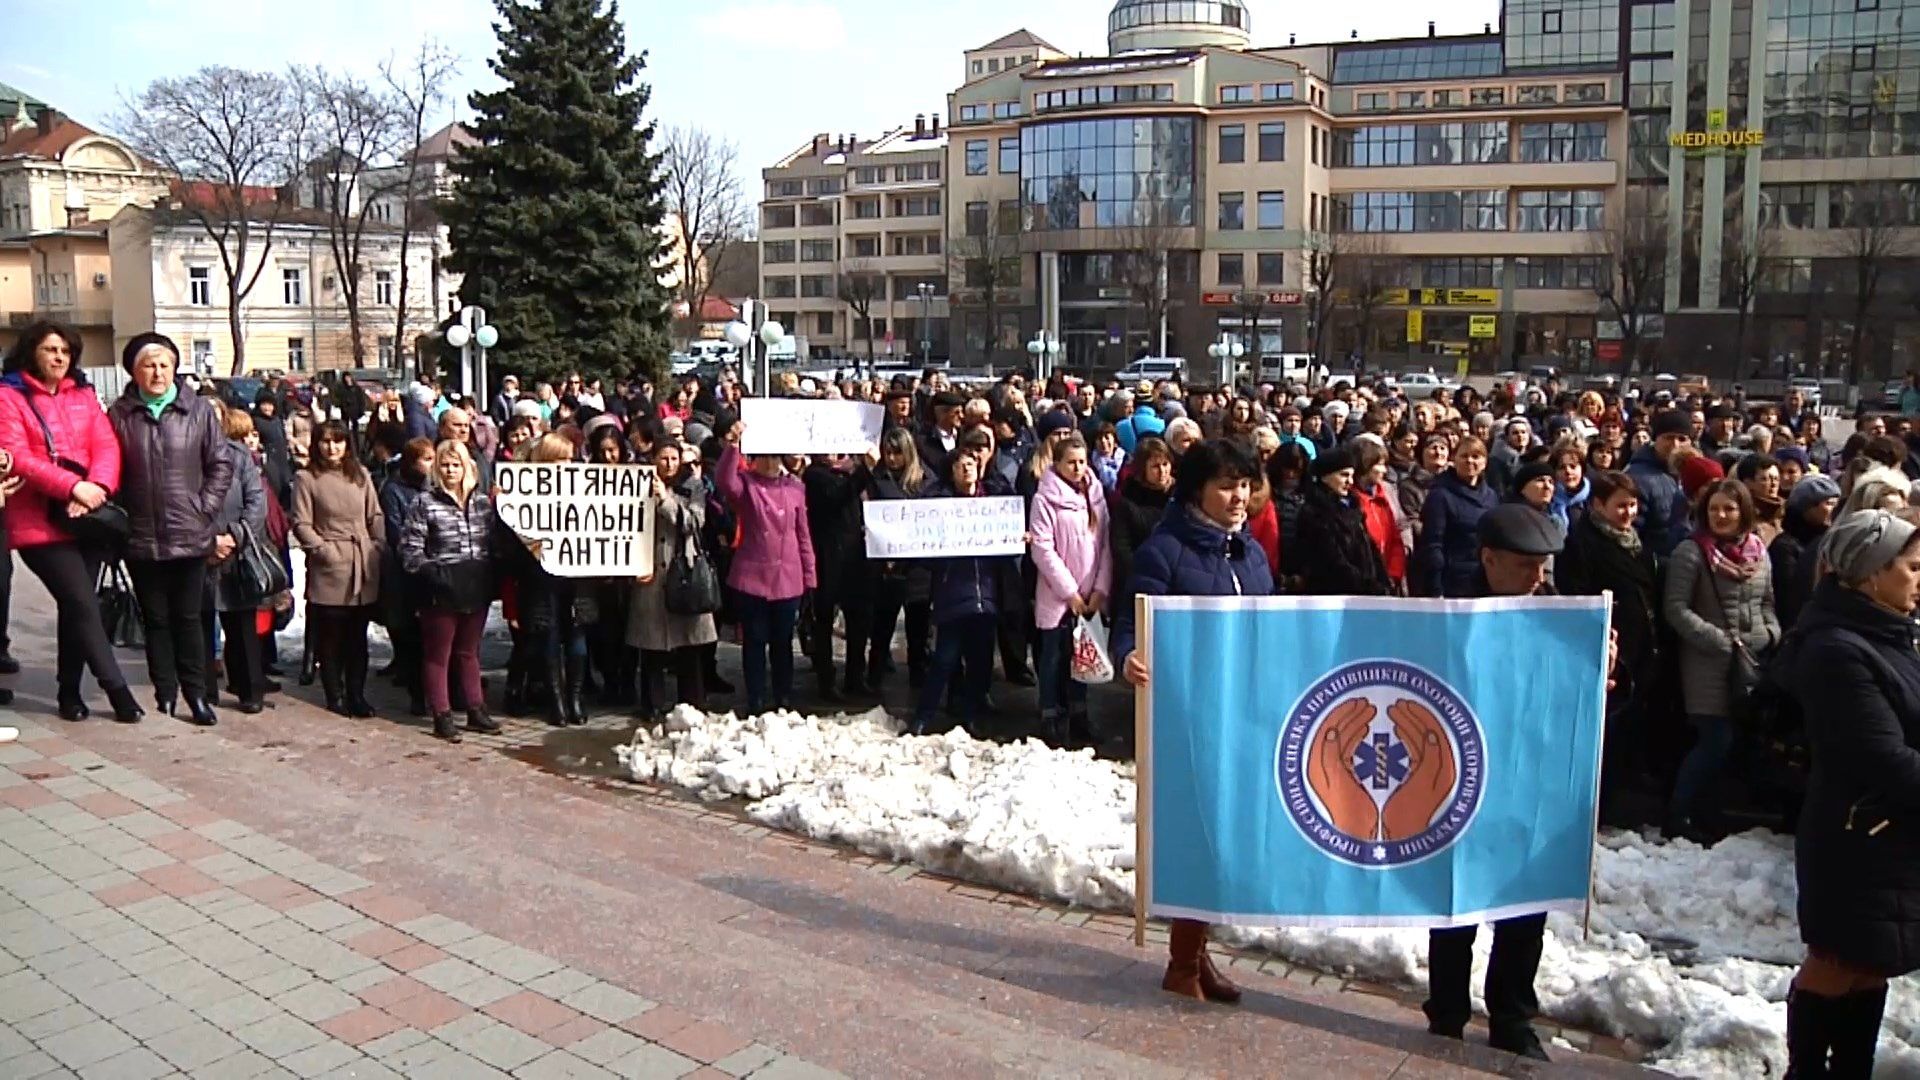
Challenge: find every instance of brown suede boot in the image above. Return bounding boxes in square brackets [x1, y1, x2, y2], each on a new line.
[1161, 919, 1207, 999]
[1198, 946, 1243, 1004]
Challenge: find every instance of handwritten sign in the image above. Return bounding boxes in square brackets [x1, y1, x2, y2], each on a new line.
[741, 399, 884, 455]
[863, 497, 1026, 559]
[494, 463, 657, 577]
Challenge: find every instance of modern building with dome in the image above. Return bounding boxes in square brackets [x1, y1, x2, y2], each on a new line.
[760, 1, 1920, 383]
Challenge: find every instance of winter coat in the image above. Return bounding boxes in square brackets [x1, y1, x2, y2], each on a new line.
[714, 445, 815, 602]
[0, 370, 121, 551]
[254, 413, 295, 502]
[399, 486, 495, 613]
[290, 468, 383, 607]
[1769, 516, 1826, 631]
[402, 399, 436, 445]
[628, 476, 718, 653]
[1415, 469, 1499, 598]
[924, 478, 1022, 625]
[801, 460, 870, 598]
[206, 440, 267, 614]
[1661, 537, 1780, 718]
[1351, 480, 1407, 585]
[1245, 485, 1281, 580]
[377, 468, 428, 625]
[914, 424, 962, 484]
[1107, 474, 1170, 623]
[1291, 482, 1392, 597]
[1115, 405, 1166, 453]
[1398, 466, 1439, 542]
[1029, 468, 1111, 630]
[1558, 514, 1662, 692]
[106, 384, 234, 562]
[1112, 503, 1274, 666]
[286, 409, 316, 468]
[1787, 579, 1920, 977]
[867, 467, 932, 603]
[1626, 446, 1690, 557]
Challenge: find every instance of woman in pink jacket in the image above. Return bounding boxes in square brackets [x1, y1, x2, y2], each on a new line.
[714, 436, 816, 714]
[0, 322, 140, 722]
[1030, 429, 1111, 747]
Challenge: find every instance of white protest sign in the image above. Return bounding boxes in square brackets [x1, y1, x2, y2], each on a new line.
[493, 463, 656, 577]
[740, 398, 884, 455]
[863, 496, 1027, 559]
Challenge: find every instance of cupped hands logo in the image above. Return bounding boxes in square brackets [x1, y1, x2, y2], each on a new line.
[1276, 661, 1485, 868]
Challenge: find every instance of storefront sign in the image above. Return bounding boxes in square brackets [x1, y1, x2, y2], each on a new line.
[1469, 315, 1498, 339]
[1406, 308, 1424, 343]
[1668, 130, 1764, 150]
[494, 463, 657, 578]
[1202, 290, 1304, 306]
[1378, 288, 1500, 307]
[1595, 341, 1624, 363]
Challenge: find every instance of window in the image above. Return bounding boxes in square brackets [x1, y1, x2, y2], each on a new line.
[1564, 82, 1606, 103]
[764, 241, 796, 263]
[191, 339, 213, 372]
[806, 177, 842, 195]
[1398, 91, 1426, 109]
[988, 58, 1001, 73]
[1335, 190, 1507, 232]
[282, 267, 304, 306]
[816, 312, 834, 335]
[1334, 122, 1510, 167]
[374, 270, 393, 305]
[999, 137, 1019, 174]
[1357, 92, 1389, 111]
[1261, 82, 1295, 102]
[800, 204, 835, 227]
[1218, 253, 1244, 286]
[763, 206, 796, 229]
[958, 105, 988, 123]
[1257, 191, 1285, 230]
[287, 337, 305, 372]
[1022, 115, 1198, 230]
[1517, 84, 1558, 104]
[966, 201, 990, 237]
[1513, 256, 1605, 289]
[966, 140, 989, 175]
[1219, 124, 1245, 163]
[852, 199, 881, 220]
[1469, 87, 1504, 106]
[1257, 253, 1286, 285]
[1515, 189, 1607, 232]
[1220, 84, 1254, 104]
[1420, 257, 1500, 288]
[800, 239, 835, 262]
[890, 195, 939, 216]
[1518, 121, 1608, 162]
[764, 277, 798, 298]
[1218, 192, 1245, 231]
[997, 200, 1020, 235]
[1630, 2, 1675, 54]
[1431, 89, 1463, 108]
[768, 180, 803, 198]
[972, 59, 984, 75]
[1543, 9, 1562, 33]
[851, 235, 879, 258]
[188, 266, 211, 307]
[1333, 40, 1503, 84]
[1258, 122, 1286, 162]
[1760, 184, 1817, 229]
[993, 101, 1023, 120]
[1628, 58, 1672, 110]
[801, 275, 832, 298]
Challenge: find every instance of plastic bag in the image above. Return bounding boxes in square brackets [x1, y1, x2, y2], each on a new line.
[1070, 613, 1115, 685]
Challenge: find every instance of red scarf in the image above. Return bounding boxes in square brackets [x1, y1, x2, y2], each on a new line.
[1694, 529, 1765, 581]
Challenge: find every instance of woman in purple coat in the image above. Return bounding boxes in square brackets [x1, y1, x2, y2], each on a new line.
[714, 439, 817, 714]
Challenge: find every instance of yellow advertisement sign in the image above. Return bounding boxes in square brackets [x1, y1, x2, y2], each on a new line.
[1668, 130, 1764, 150]
[1406, 308, 1424, 343]
[1469, 314, 1497, 339]
[1379, 288, 1500, 307]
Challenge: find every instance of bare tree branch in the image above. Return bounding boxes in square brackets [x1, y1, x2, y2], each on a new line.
[836, 258, 883, 363]
[947, 202, 1023, 363]
[381, 40, 457, 376]
[294, 64, 405, 369]
[660, 125, 750, 343]
[1825, 182, 1917, 386]
[1721, 221, 1781, 377]
[1588, 188, 1668, 375]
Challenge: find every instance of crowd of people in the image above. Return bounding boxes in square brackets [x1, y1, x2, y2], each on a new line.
[3, 317, 1919, 1071]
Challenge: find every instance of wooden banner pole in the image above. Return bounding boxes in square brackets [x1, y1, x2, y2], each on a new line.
[1133, 594, 1152, 949]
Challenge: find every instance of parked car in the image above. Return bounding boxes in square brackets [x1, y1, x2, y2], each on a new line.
[1257, 353, 1313, 384]
[214, 376, 266, 412]
[1399, 371, 1460, 396]
[1117, 357, 1186, 384]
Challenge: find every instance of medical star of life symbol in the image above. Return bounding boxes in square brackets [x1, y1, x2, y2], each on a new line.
[1352, 737, 1410, 789]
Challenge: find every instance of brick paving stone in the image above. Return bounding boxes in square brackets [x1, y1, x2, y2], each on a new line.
[72, 793, 145, 820]
[408, 1050, 510, 1079]
[357, 1027, 432, 1061]
[74, 1045, 173, 1080]
[524, 968, 597, 1000]
[233, 876, 306, 905]
[379, 987, 469, 1032]
[710, 1043, 782, 1078]
[195, 991, 280, 1031]
[18, 1002, 101, 1041]
[394, 914, 480, 948]
[109, 848, 175, 876]
[340, 926, 414, 960]
[536, 1013, 609, 1049]
[272, 982, 360, 1024]
[283, 900, 359, 934]
[70, 975, 164, 1020]
[327, 964, 400, 996]
[354, 974, 429, 1010]
[261, 887, 325, 914]
[436, 1013, 551, 1072]
[137, 863, 221, 899]
[447, 973, 520, 1009]
[154, 802, 221, 828]
[380, 941, 445, 973]
[147, 831, 225, 863]
[619, 1004, 694, 1042]
[475, 945, 562, 984]
[114, 812, 183, 840]
[239, 966, 314, 999]
[605, 1041, 698, 1080]
[337, 891, 429, 926]
[116, 943, 189, 978]
[411, 957, 486, 994]
[746, 1060, 846, 1080]
[654, 1021, 751, 1066]
[317, 1059, 403, 1080]
[39, 1018, 138, 1070]
[565, 1028, 648, 1068]
[515, 1049, 619, 1080]
[315, 1005, 405, 1047]
[231, 1012, 328, 1059]
[485, 991, 581, 1038]
[273, 1038, 363, 1079]
[560, 982, 653, 1026]
[113, 1000, 197, 1041]
[191, 1048, 280, 1079]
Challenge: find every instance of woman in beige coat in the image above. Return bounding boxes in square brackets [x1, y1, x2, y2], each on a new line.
[628, 439, 717, 715]
[292, 420, 383, 717]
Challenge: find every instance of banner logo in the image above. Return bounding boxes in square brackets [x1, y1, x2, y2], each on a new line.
[1275, 660, 1485, 869]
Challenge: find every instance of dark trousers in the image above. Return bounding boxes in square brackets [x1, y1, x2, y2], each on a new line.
[641, 647, 705, 713]
[1424, 914, 1547, 1040]
[127, 557, 210, 700]
[737, 595, 799, 712]
[996, 608, 1034, 679]
[869, 578, 929, 680]
[810, 579, 872, 690]
[917, 614, 995, 732]
[420, 608, 486, 715]
[20, 543, 127, 697]
[308, 603, 372, 704]
[204, 608, 264, 703]
[0, 508, 13, 656]
[1035, 618, 1087, 720]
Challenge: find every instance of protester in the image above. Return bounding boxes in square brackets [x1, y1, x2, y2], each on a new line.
[203, 406, 269, 717]
[500, 434, 595, 726]
[378, 438, 433, 716]
[629, 439, 717, 715]
[1029, 431, 1110, 747]
[1349, 439, 1407, 592]
[1415, 436, 1498, 598]
[400, 440, 498, 742]
[1627, 410, 1696, 555]
[714, 435, 817, 715]
[1772, 474, 1841, 631]
[291, 421, 383, 718]
[107, 332, 233, 725]
[867, 428, 933, 689]
[916, 446, 1015, 735]
[802, 447, 875, 703]
[1108, 436, 1173, 624]
[1292, 447, 1392, 596]
[1398, 434, 1448, 542]
[1547, 441, 1590, 533]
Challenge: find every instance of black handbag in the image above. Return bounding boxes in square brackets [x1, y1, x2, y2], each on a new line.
[231, 520, 290, 605]
[95, 561, 144, 649]
[663, 526, 721, 617]
[23, 393, 129, 547]
[427, 558, 495, 614]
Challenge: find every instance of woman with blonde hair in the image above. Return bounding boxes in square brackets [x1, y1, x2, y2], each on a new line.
[400, 440, 497, 742]
[1840, 465, 1911, 520]
[205, 404, 268, 714]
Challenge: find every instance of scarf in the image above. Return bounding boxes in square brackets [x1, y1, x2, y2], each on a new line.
[1593, 514, 1642, 556]
[139, 382, 179, 422]
[1695, 529, 1766, 581]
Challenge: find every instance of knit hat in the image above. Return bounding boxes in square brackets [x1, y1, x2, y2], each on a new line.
[1678, 453, 1725, 501]
[1511, 461, 1555, 496]
[1323, 400, 1350, 421]
[1823, 509, 1919, 585]
[120, 332, 180, 374]
[1034, 408, 1075, 440]
[1786, 473, 1841, 521]
[511, 398, 544, 419]
[409, 381, 438, 407]
[1773, 445, 1810, 470]
[1650, 410, 1693, 440]
[1312, 446, 1356, 478]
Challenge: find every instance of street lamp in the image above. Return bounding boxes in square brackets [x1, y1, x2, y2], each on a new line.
[444, 306, 497, 398]
[1026, 329, 1062, 383]
[1207, 333, 1245, 390]
[915, 282, 935, 366]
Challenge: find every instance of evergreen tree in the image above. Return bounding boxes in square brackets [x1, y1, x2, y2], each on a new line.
[444, 0, 671, 388]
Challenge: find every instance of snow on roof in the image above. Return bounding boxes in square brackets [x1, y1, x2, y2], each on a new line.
[865, 128, 947, 155]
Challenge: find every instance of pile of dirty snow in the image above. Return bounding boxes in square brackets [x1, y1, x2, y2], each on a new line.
[617, 704, 1920, 1077]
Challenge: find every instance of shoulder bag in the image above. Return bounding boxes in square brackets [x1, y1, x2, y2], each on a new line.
[231, 519, 291, 606]
[94, 560, 144, 649]
[22, 393, 129, 547]
[663, 510, 722, 617]
[1705, 567, 1768, 720]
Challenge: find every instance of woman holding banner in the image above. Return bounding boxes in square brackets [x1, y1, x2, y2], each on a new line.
[507, 433, 597, 727]
[400, 441, 497, 743]
[867, 428, 933, 690]
[1113, 439, 1271, 1005]
[714, 437, 816, 715]
[629, 439, 716, 715]
[915, 445, 1020, 736]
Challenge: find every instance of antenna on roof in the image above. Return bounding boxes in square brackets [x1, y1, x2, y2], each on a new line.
[1484, 22, 1493, 33]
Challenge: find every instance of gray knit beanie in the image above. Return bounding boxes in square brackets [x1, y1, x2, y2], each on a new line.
[1823, 509, 1918, 586]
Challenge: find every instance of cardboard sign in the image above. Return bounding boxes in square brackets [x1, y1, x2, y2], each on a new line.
[494, 463, 657, 577]
[740, 399, 884, 455]
[863, 496, 1026, 559]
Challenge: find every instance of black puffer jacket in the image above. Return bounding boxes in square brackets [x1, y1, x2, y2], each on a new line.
[106, 384, 233, 561]
[1788, 578, 1920, 977]
[801, 460, 869, 597]
[1289, 481, 1391, 596]
[1107, 474, 1169, 619]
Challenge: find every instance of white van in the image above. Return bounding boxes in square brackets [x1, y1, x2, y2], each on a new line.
[1117, 357, 1185, 384]
[1257, 353, 1313, 384]
[687, 340, 738, 364]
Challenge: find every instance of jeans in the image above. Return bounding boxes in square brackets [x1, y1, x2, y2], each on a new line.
[127, 557, 210, 700]
[1671, 713, 1734, 825]
[1424, 914, 1547, 1041]
[1035, 618, 1087, 724]
[738, 595, 799, 712]
[916, 614, 996, 732]
[19, 543, 126, 698]
[420, 608, 487, 715]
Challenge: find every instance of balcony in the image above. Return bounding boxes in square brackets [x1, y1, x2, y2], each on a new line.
[10, 306, 112, 329]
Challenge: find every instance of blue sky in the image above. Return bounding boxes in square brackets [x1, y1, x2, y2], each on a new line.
[6, 0, 1497, 199]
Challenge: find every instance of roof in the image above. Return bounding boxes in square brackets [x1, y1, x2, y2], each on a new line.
[411, 122, 476, 163]
[0, 113, 95, 162]
[974, 29, 1059, 53]
[864, 127, 947, 154]
[698, 296, 738, 322]
[0, 82, 48, 120]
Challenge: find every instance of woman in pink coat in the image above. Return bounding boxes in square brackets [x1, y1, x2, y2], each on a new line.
[1030, 430, 1111, 747]
[0, 322, 140, 722]
[714, 438, 817, 714]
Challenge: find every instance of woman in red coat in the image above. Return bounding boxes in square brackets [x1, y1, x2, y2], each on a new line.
[0, 322, 140, 722]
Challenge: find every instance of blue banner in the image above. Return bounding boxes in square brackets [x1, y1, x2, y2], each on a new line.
[1141, 596, 1610, 928]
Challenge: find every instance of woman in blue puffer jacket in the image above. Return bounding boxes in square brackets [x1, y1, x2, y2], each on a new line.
[914, 430, 1021, 735]
[1112, 439, 1271, 1010]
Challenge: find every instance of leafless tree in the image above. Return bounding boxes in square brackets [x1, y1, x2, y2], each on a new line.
[660, 125, 751, 344]
[1114, 217, 1185, 359]
[294, 66, 403, 369]
[118, 67, 311, 374]
[946, 203, 1023, 363]
[1339, 233, 1403, 371]
[381, 41, 457, 371]
[837, 259, 884, 363]
[1826, 182, 1916, 387]
[1589, 190, 1669, 375]
[1300, 235, 1340, 368]
[1721, 221, 1781, 376]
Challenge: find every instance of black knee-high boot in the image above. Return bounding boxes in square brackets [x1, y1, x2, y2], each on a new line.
[1785, 989, 1834, 1079]
[1825, 986, 1887, 1080]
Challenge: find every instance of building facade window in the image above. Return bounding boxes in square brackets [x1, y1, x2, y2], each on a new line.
[852, 235, 880, 257]
[889, 195, 939, 216]
[966, 140, 989, 175]
[1033, 83, 1173, 112]
[800, 204, 835, 227]
[1256, 253, 1285, 285]
[1431, 89, 1464, 107]
[768, 180, 802, 198]
[1334, 122, 1510, 167]
[1765, 0, 1920, 160]
[374, 270, 394, 305]
[1468, 87, 1505, 106]
[1261, 82, 1295, 101]
[1219, 123, 1245, 163]
[1512, 256, 1606, 289]
[1335, 190, 1507, 232]
[800, 239, 835, 262]
[282, 267, 304, 306]
[1257, 121, 1286, 161]
[999, 137, 1019, 173]
[764, 277, 797, 298]
[1517, 121, 1609, 162]
[764, 205, 796, 228]
[1021, 115, 1197, 229]
[191, 339, 213, 371]
[1564, 81, 1607, 103]
[1514, 189, 1607, 231]
[287, 337, 305, 371]
[1218, 191, 1244, 230]
[1218, 253, 1244, 285]
[1420, 257, 1500, 288]
[1507, 0, 1619, 68]
[994, 101, 1024, 120]
[800, 275, 832, 298]
[1333, 40, 1502, 84]
[1256, 191, 1285, 229]
[852, 199, 881, 220]
[764, 241, 795, 263]
[1220, 84, 1254, 104]
[1629, 1, 1675, 55]
[1516, 84, 1558, 104]
[806, 177, 842, 195]
[1398, 90, 1426, 109]
[1760, 183, 1819, 228]
[816, 312, 833, 335]
[1356, 92, 1389, 111]
[966, 201, 990, 236]
[188, 266, 211, 307]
